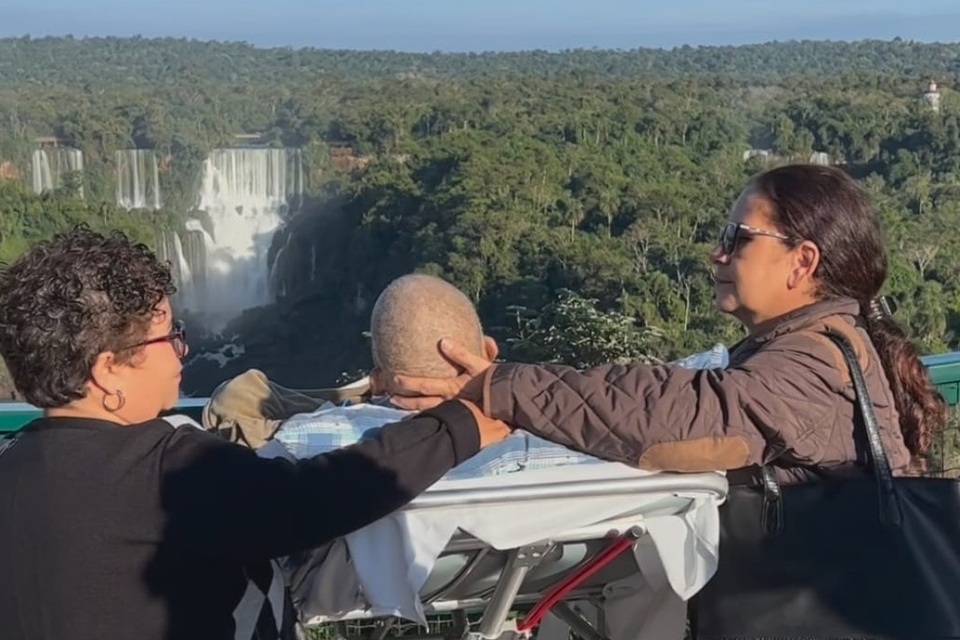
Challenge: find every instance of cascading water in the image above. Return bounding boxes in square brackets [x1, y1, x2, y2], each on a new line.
[158, 227, 205, 312]
[31, 148, 84, 196]
[171, 147, 304, 328]
[116, 149, 162, 210]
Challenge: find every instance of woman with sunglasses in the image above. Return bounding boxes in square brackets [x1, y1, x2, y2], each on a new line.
[386, 163, 946, 485]
[0, 226, 509, 640]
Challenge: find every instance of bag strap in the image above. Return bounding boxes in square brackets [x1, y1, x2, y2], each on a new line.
[759, 329, 902, 530]
[822, 330, 901, 526]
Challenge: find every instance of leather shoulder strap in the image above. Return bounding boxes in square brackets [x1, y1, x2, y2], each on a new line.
[759, 328, 902, 531]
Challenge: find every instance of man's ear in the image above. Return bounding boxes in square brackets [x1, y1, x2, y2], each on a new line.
[482, 336, 499, 362]
[369, 367, 385, 395]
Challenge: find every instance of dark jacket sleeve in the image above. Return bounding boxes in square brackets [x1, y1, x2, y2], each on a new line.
[481, 332, 850, 472]
[158, 400, 479, 562]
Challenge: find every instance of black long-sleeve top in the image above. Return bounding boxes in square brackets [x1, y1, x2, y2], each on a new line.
[0, 400, 478, 640]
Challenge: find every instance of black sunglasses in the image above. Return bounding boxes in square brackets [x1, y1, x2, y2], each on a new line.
[121, 320, 188, 359]
[718, 222, 790, 256]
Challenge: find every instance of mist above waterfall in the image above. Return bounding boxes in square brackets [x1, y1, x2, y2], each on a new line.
[163, 147, 304, 329]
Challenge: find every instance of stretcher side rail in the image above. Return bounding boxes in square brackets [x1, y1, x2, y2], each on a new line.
[406, 472, 728, 509]
[302, 473, 728, 640]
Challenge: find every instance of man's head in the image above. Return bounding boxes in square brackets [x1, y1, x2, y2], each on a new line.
[369, 274, 497, 392]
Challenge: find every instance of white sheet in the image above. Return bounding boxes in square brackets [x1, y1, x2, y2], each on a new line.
[341, 463, 723, 625]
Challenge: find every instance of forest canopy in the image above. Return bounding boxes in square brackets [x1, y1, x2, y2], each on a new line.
[0, 36, 958, 397]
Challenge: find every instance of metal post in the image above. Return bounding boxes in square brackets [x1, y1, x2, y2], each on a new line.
[475, 543, 552, 639]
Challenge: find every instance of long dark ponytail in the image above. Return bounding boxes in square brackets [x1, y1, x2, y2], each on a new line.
[861, 302, 946, 459]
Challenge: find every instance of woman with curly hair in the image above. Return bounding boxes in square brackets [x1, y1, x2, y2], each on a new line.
[0, 225, 509, 640]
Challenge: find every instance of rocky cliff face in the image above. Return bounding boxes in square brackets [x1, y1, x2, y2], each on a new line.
[179, 290, 374, 396]
[179, 196, 376, 397]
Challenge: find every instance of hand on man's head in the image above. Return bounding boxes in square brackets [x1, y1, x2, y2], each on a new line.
[387, 338, 491, 411]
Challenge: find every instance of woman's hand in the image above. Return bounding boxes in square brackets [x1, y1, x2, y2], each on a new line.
[388, 338, 493, 411]
[457, 399, 511, 448]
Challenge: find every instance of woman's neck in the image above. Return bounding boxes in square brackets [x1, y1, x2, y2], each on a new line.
[45, 404, 130, 426]
[746, 298, 825, 338]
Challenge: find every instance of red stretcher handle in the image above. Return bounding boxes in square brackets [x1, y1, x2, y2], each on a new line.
[516, 530, 640, 633]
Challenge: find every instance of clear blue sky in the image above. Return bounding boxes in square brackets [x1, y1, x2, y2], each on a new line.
[2, 0, 959, 51]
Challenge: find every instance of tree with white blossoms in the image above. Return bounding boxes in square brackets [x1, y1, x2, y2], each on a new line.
[504, 289, 662, 369]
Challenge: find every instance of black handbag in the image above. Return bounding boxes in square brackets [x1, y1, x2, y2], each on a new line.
[692, 330, 960, 640]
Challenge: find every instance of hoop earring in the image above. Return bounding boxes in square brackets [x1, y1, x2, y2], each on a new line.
[102, 390, 126, 413]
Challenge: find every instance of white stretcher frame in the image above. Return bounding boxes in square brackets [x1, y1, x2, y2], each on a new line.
[302, 472, 729, 640]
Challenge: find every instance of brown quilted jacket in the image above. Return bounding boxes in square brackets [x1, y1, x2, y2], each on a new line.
[481, 298, 913, 483]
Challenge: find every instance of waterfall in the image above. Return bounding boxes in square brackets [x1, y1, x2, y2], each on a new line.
[158, 228, 206, 312]
[31, 148, 84, 197]
[116, 149, 162, 210]
[174, 147, 304, 327]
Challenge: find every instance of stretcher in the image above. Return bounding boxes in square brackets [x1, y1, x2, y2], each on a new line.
[295, 467, 729, 640]
[197, 362, 732, 640]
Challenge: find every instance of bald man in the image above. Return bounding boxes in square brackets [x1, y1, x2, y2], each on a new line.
[367, 273, 499, 398]
[215, 272, 726, 477]
[269, 273, 599, 477]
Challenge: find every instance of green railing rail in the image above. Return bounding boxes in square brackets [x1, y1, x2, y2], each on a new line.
[2, 351, 960, 435]
[0, 397, 207, 435]
[921, 352, 960, 406]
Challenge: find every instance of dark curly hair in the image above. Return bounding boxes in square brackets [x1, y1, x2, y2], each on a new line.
[0, 224, 176, 408]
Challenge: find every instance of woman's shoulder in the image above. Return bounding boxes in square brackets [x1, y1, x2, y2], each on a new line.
[152, 413, 256, 464]
[149, 413, 229, 450]
[739, 312, 870, 383]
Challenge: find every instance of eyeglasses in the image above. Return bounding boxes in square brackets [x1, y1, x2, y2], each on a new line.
[718, 222, 790, 256]
[121, 320, 188, 359]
